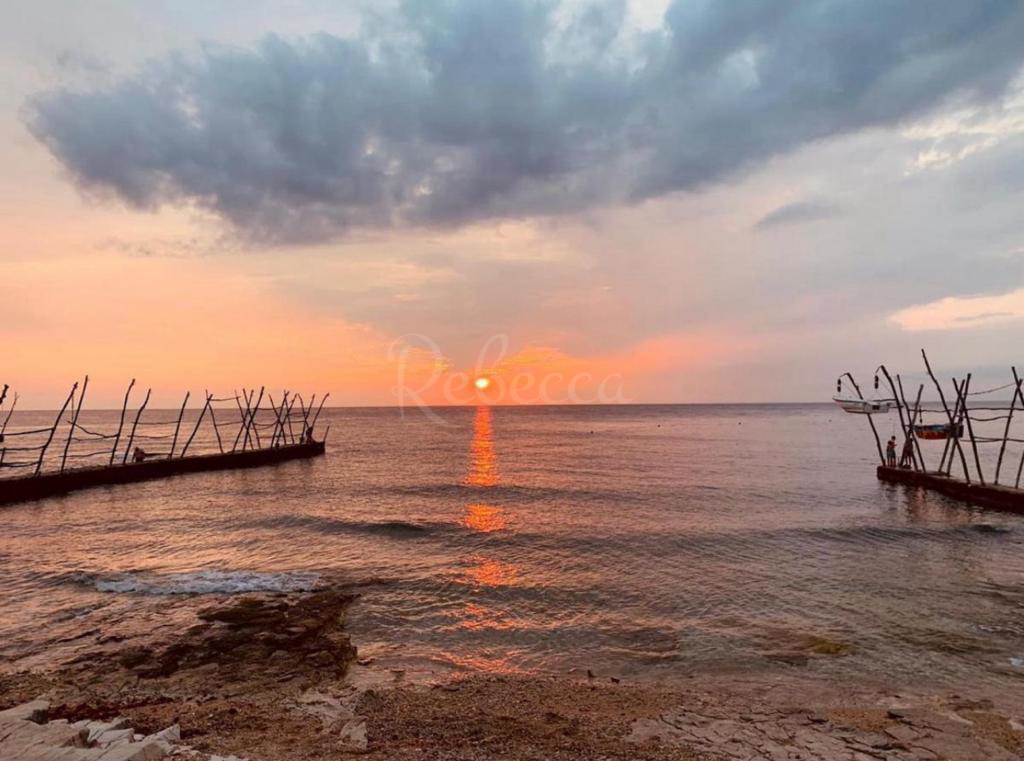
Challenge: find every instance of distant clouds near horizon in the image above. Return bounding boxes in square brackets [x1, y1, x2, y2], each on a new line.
[3, 0, 1024, 406]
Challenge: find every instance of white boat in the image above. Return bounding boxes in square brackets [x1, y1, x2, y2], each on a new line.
[833, 397, 893, 414]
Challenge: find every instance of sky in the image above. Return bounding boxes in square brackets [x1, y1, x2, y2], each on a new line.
[3, 0, 1024, 407]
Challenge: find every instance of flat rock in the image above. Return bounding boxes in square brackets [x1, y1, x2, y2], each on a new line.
[0, 699, 51, 723]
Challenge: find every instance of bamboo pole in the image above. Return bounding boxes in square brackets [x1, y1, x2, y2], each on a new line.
[60, 375, 89, 473]
[921, 350, 970, 482]
[36, 383, 77, 475]
[842, 372, 884, 464]
[109, 379, 136, 465]
[122, 389, 152, 464]
[994, 368, 1021, 485]
[168, 392, 190, 459]
[207, 391, 225, 454]
[180, 393, 211, 458]
[955, 374, 985, 485]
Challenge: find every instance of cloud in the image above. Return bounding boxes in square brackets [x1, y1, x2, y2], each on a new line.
[890, 287, 1024, 331]
[25, 0, 1024, 244]
[754, 199, 839, 230]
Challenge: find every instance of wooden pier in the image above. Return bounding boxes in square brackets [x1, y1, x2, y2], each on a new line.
[0, 440, 325, 506]
[840, 349, 1024, 513]
[1, 377, 331, 507]
[877, 465, 1024, 514]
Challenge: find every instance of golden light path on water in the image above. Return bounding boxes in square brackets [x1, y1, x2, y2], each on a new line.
[455, 406, 521, 670]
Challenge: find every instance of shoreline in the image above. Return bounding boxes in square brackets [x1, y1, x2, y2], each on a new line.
[3, 587, 1024, 760]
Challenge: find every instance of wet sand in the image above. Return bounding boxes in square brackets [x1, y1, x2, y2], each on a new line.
[3, 588, 1024, 760]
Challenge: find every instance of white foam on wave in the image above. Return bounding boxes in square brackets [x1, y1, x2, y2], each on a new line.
[89, 570, 320, 595]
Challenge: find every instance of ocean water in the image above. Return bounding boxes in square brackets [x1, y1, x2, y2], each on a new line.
[2, 403, 1024, 690]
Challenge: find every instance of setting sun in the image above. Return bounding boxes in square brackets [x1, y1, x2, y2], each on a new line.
[474, 376, 491, 390]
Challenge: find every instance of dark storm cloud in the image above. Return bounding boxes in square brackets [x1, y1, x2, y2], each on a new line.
[25, 0, 1024, 243]
[754, 200, 839, 230]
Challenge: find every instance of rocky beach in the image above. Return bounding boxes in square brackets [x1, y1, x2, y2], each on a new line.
[3, 584, 1024, 761]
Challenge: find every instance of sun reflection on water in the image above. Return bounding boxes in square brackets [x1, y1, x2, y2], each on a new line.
[464, 405, 498, 487]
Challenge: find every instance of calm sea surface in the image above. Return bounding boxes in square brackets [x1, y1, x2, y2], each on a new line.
[2, 404, 1024, 689]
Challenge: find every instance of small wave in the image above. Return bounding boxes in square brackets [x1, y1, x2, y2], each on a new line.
[244, 515, 442, 537]
[69, 570, 321, 595]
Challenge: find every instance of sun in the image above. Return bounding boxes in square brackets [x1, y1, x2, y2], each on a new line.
[474, 376, 491, 390]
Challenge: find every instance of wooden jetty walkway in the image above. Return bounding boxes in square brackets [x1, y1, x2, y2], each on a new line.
[839, 350, 1024, 513]
[0, 377, 329, 507]
[0, 440, 325, 506]
[877, 465, 1024, 513]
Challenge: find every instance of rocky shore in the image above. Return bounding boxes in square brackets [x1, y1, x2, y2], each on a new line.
[3, 587, 1024, 760]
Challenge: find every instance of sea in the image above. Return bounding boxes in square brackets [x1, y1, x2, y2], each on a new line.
[2, 403, 1024, 691]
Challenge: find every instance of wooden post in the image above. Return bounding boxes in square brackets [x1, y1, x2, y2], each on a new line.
[994, 368, 1022, 485]
[937, 383, 959, 475]
[232, 390, 250, 452]
[922, 350, 970, 482]
[122, 389, 152, 464]
[895, 375, 925, 471]
[180, 393, 211, 458]
[248, 387, 265, 449]
[878, 366, 908, 437]
[268, 392, 287, 447]
[60, 375, 89, 473]
[842, 372, 884, 464]
[297, 393, 314, 442]
[207, 390, 225, 454]
[283, 394, 298, 444]
[878, 365, 912, 467]
[1, 392, 17, 436]
[168, 392, 190, 459]
[36, 383, 77, 475]
[309, 393, 331, 436]
[955, 374, 985, 485]
[109, 379, 136, 465]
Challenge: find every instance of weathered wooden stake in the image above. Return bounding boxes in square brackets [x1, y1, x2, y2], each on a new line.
[60, 375, 89, 473]
[842, 372, 884, 464]
[247, 387, 265, 449]
[994, 367, 1022, 485]
[922, 350, 970, 482]
[180, 393, 211, 458]
[268, 392, 287, 447]
[122, 389, 152, 464]
[168, 392, 191, 459]
[207, 390, 225, 454]
[232, 391, 250, 452]
[109, 379, 136, 465]
[283, 394, 299, 444]
[36, 383, 78, 475]
[309, 393, 331, 437]
[1, 392, 17, 436]
[879, 365, 912, 465]
[955, 374, 985, 485]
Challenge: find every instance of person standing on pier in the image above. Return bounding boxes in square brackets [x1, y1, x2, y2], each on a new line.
[886, 436, 897, 467]
[899, 436, 915, 468]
